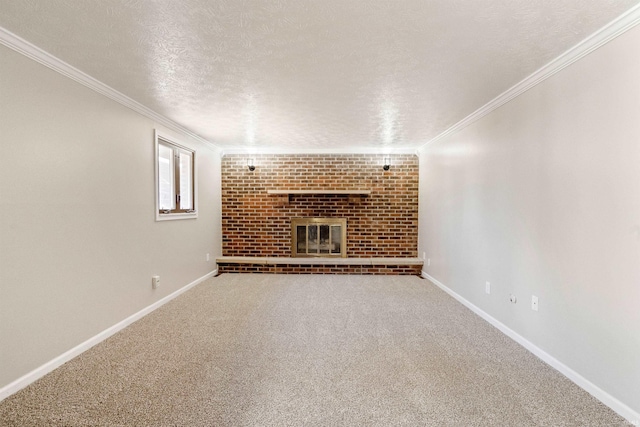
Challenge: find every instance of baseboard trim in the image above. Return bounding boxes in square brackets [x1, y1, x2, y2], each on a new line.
[0, 269, 218, 402]
[421, 271, 639, 425]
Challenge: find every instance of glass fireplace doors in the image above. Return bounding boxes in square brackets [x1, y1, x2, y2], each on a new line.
[291, 218, 347, 258]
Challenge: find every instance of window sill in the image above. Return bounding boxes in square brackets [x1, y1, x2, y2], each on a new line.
[155, 211, 198, 221]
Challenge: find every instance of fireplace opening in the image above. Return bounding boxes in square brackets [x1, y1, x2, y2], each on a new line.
[291, 218, 346, 257]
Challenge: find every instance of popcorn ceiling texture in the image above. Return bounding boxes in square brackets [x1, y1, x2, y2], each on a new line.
[221, 154, 419, 273]
[0, 1, 637, 150]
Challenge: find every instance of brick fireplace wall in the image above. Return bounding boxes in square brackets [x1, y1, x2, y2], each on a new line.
[220, 154, 419, 273]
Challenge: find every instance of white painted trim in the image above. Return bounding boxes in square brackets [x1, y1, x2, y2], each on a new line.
[0, 26, 218, 151]
[421, 271, 640, 425]
[0, 269, 218, 402]
[3, 3, 640, 157]
[418, 3, 640, 151]
[154, 130, 199, 221]
[0, 24, 417, 157]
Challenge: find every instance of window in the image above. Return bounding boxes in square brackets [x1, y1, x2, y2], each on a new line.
[155, 131, 197, 220]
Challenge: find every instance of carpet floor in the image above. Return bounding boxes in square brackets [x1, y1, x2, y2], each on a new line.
[0, 274, 630, 426]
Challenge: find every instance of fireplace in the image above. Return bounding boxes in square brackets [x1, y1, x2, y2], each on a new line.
[291, 218, 346, 257]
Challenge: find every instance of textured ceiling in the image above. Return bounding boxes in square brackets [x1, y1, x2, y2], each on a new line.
[0, 0, 638, 151]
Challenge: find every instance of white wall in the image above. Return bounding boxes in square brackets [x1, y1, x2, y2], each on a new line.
[419, 24, 640, 416]
[0, 44, 222, 389]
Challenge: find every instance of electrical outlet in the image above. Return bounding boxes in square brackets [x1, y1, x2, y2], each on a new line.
[206, 253, 210, 262]
[485, 281, 491, 294]
[152, 275, 160, 289]
[509, 294, 517, 304]
[427, 258, 431, 266]
[422, 252, 426, 260]
[531, 295, 539, 311]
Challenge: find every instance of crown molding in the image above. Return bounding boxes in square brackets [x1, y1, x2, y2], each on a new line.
[0, 26, 219, 150]
[418, 3, 640, 151]
[4, 1, 639, 156]
[0, 28, 414, 156]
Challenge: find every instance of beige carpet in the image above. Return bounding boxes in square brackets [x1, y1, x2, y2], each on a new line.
[0, 274, 630, 426]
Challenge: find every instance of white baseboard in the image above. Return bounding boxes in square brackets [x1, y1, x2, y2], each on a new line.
[0, 269, 218, 402]
[421, 271, 640, 426]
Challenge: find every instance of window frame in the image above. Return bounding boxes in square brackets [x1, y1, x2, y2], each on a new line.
[154, 130, 198, 221]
